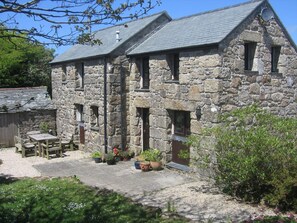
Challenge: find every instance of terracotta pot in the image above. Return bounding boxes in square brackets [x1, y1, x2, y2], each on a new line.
[140, 162, 151, 172]
[150, 161, 162, 170]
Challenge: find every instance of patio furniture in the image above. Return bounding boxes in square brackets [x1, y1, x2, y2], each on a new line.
[27, 130, 41, 135]
[71, 134, 80, 150]
[28, 133, 58, 157]
[14, 136, 37, 158]
[41, 139, 63, 160]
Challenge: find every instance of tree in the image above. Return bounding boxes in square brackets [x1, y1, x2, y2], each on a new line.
[0, 31, 54, 88]
[0, 0, 161, 46]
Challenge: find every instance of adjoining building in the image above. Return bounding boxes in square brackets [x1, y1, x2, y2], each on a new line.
[0, 86, 56, 147]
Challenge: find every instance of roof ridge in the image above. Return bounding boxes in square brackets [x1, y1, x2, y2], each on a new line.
[171, 0, 264, 22]
[92, 11, 170, 34]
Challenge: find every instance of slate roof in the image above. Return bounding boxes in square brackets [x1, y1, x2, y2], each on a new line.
[51, 12, 170, 63]
[0, 87, 55, 113]
[128, 0, 264, 55]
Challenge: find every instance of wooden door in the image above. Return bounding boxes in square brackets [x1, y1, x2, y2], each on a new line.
[142, 108, 149, 151]
[172, 138, 190, 166]
[79, 124, 85, 144]
[171, 111, 190, 166]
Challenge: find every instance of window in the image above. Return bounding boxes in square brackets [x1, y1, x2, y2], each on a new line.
[75, 62, 84, 89]
[62, 64, 67, 82]
[173, 111, 190, 136]
[141, 57, 150, 89]
[244, 42, 256, 71]
[167, 53, 179, 80]
[75, 104, 84, 122]
[90, 106, 99, 128]
[271, 46, 281, 73]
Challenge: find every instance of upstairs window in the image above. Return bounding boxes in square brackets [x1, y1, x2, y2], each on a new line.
[167, 53, 179, 81]
[244, 42, 256, 71]
[75, 62, 84, 89]
[173, 111, 190, 136]
[271, 46, 281, 73]
[62, 64, 67, 82]
[75, 104, 84, 122]
[141, 57, 150, 89]
[90, 106, 99, 128]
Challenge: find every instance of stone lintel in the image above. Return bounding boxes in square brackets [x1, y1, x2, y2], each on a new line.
[134, 97, 150, 108]
[240, 31, 261, 42]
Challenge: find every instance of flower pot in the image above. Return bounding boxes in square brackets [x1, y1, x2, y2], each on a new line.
[140, 162, 151, 172]
[114, 156, 121, 162]
[150, 161, 162, 170]
[134, 161, 141, 169]
[106, 159, 116, 165]
[94, 157, 102, 163]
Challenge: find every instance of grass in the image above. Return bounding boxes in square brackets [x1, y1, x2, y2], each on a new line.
[0, 177, 188, 223]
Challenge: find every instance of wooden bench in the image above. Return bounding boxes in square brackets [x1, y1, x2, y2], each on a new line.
[41, 139, 63, 160]
[14, 136, 36, 158]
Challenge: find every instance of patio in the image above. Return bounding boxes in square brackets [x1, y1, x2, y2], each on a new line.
[0, 147, 277, 222]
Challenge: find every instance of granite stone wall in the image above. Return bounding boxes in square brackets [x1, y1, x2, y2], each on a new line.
[219, 14, 297, 116]
[18, 110, 56, 138]
[51, 56, 130, 153]
[129, 15, 297, 161]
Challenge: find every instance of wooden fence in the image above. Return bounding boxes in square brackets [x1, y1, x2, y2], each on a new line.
[0, 113, 19, 148]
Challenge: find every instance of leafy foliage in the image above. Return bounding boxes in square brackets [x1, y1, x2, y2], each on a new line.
[141, 148, 162, 162]
[0, 177, 187, 223]
[0, 0, 162, 46]
[187, 105, 297, 211]
[0, 31, 54, 88]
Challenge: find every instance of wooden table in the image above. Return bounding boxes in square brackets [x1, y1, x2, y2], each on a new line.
[29, 133, 58, 157]
[27, 130, 41, 135]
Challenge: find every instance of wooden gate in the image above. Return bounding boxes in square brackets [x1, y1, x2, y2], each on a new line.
[0, 113, 19, 147]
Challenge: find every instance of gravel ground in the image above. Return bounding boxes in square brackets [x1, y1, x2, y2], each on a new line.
[0, 147, 90, 178]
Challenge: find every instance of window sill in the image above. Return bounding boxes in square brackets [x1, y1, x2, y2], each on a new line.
[75, 88, 84, 92]
[91, 126, 99, 132]
[270, 72, 283, 78]
[244, 70, 259, 75]
[164, 80, 179, 84]
[135, 89, 150, 92]
[171, 134, 188, 142]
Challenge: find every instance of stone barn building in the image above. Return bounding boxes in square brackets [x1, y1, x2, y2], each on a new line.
[0, 87, 56, 147]
[51, 0, 297, 165]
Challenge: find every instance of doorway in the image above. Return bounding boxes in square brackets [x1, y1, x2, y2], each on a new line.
[142, 108, 150, 151]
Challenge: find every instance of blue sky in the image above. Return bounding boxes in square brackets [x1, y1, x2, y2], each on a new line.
[55, 0, 297, 55]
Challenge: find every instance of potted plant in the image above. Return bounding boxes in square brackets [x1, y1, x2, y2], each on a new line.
[91, 151, 102, 163]
[105, 152, 116, 165]
[141, 148, 163, 170]
[139, 150, 152, 172]
[120, 150, 130, 161]
[134, 155, 144, 169]
[113, 146, 121, 162]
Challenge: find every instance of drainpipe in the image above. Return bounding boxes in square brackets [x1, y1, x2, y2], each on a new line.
[104, 57, 108, 154]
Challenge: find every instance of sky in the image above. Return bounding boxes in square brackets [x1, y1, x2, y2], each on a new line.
[54, 0, 297, 55]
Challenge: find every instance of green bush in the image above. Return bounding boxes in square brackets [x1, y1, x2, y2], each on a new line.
[187, 105, 297, 211]
[0, 177, 188, 223]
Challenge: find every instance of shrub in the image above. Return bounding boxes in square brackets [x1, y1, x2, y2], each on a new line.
[187, 105, 297, 211]
[0, 177, 188, 223]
